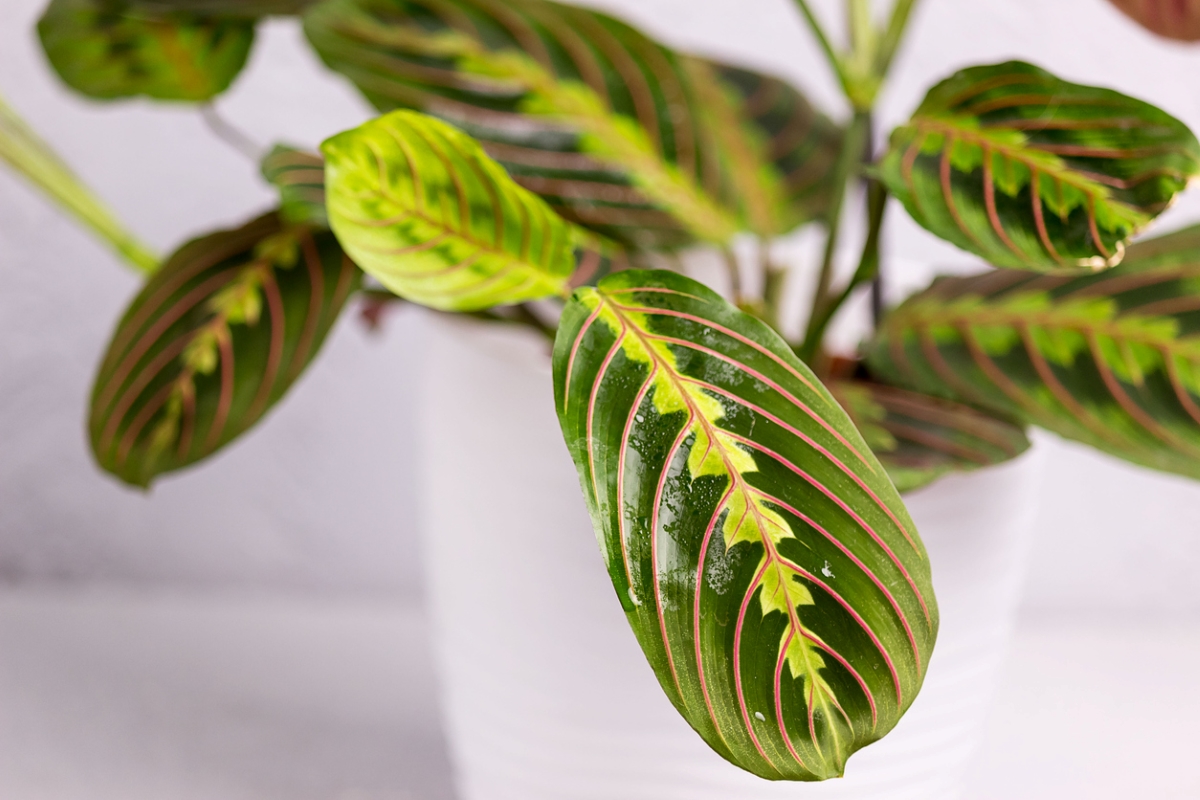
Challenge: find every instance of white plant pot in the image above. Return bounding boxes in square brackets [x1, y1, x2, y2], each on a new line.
[417, 313, 1043, 800]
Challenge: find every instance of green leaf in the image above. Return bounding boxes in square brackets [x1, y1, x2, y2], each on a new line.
[302, 0, 837, 249]
[321, 110, 579, 311]
[878, 61, 1200, 272]
[829, 378, 1030, 493]
[89, 211, 361, 487]
[553, 269, 937, 781]
[38, 0, 256, 102]
[262, 145, 328, 227]
[1107, 0, 1200, 41]
[867, 224, 1200, 480]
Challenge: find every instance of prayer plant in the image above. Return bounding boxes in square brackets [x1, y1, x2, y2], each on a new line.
[6, 0, 1200, 782]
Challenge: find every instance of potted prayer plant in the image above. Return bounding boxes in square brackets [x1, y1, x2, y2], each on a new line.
[6, 0, 1200, 797]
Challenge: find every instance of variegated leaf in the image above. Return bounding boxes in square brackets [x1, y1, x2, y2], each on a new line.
[868, 224, 1200, 480]
[90, 211, 360, 487]
[554, 269, 937, 781]
[322, 110, 579, 311]
[878, 61, 1200, 272]
[262, 144, 328, 227]
[303, 0, 838, 249]
[830, 378, 1030, 493]
[38, 0, 256, 102]
[1108, 0, 1200, 41]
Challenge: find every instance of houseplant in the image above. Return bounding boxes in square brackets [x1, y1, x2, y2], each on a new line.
[5, 0, 1200, 793]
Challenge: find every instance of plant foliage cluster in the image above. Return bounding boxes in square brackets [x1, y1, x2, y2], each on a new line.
[5, 0, 1200, 781]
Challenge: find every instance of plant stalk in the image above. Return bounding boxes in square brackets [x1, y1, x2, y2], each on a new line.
[800, 176, 888, 357]
[791, 0, 850, 92]
[875, 0, 922, 77]
[798, 111, 871, 362]
[0, 93, 158, 274]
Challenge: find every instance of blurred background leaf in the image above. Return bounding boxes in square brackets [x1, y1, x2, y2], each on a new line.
[261, 144, 328, 228]
[1107, 0, 1200, 41]
[89, 211, 361, 487]
[829, 371, 1030, 493]
[867, 224, 1200, 480]
[38, 0, 256, 102]
[302, 0, 841, 251]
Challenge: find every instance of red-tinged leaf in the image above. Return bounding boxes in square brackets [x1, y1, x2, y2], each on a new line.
[553, 269, 937, 781]
[829, 377, 1030, 493]
[868, 224, 1200, 480]
[89, 211, 360, 487]
[1108, 0, 1200, 41]
[303, 0, 841, 249]
[879, 61, 1200, 272]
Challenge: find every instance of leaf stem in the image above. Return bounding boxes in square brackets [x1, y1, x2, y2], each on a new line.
[874, 0, 921, 77]
[0, 92, 158, 274]
[762, 238, 786, 329]
[800, 177, 888, 360]
[790, 0, 850, 92]
[199, 104, 263, 162]
[721, 245, 743, 304]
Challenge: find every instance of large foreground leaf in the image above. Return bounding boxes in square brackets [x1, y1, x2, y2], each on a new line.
[90, 211, 360, 487]
[322, 110, 579, 311]
[303, 0, 838, 249]
[878, 61, 1200, 272]
[868, 225, 1200, 479]
[38, 0, 255, 102]
[830, 378, 1030, 493]
[554, 270, 937, 780]
[1107, 0, 1200, 41]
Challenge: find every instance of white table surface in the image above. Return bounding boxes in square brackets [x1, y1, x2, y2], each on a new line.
[0, 589, 1195, 800]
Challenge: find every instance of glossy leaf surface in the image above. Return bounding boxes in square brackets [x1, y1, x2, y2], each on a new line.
[262, 145, 328, 227]
[830, 379, 1030, 493]
[878, 61, 1200, 272]
[90, 212, 360, 487]
[554, 269, 937, 780]
[38, 0, 255, 102]
[1108, 0, 1200, 41]
[322, 110, 577, 311]
[303, 0, 838, 248]
[868, 225, 1200, 479]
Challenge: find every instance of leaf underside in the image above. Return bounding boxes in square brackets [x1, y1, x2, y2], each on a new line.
[1107, 0, 1200, 41]
[38, 0, 256, 102]
[303, 0, 839, 249]
[322, 110, 578, 311]
[878, 61, 1200, 272]
[90, 211, 360, 487]
[830, 378, 1030, 493]
[554, 269, 936, 781]
[868, 224, 1200, 480]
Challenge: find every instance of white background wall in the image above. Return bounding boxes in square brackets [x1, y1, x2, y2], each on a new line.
[3, 0, 1200, 617]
